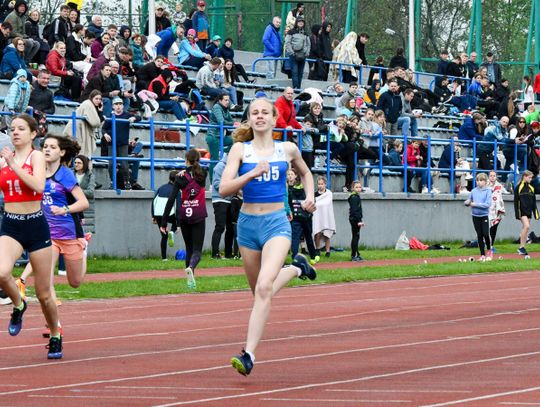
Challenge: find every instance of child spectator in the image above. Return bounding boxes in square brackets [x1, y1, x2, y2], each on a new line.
[300, 116, 316, 169]
[192, 0, 209, 51]
[387, 140, 403, 167]
[464, 173, 493, 261]
[287, 168, 319, 264]
[348, 180, 364, 261]
[152, 170, 180, 261]
[514, 170, 539, 257]
[312, 176, 335, 257]
[404, 139, 427, 193]
[487, 170, 505, 249]
[172, 3, 187, 26]
[1, 68, 30, 131]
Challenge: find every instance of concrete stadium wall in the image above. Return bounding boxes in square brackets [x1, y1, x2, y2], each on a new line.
[91, 191, 536, 257]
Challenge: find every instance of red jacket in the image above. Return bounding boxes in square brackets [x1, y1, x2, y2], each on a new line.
[534, 72, 540, 94]
[274, 95, 302, 130]
[45, 50, 68, 77]
[404, 144, 421, 167]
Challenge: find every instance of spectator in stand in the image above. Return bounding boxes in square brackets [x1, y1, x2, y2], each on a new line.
[317, 21, 332, 81]
[387, 140, 403, 167]
[285, 2, 305, 34]
[467, 73, 483, 97]
[0, 37, 31, 79]
[524, 104, 539, 125]
[478, 116, 509, 170]
[404, 139, 428, 193]
[87, 43, 116, 82]
[0, 21, 12, 62]
[359, 107, 383, 158]
[155, 24, 184, 58]
[196, 58, 241, 110]
[355, 32, 369, 65]
[434, 76, 452, 102]
[304, 102, 327, 150]
[178, 28, 210, 68]
[364, 79, 381, 106]
[534, 63, 540, 102]
[149, 69, 188, 121]
[446, 54, 464, 78]
[477, 76, 501, 118]
[46, 5, 71, 47]
[458, 112, 487, 142]
[108, 60, 132, 109]
[312, 176, 335, 257]
[0, 0, 14, 21]
[130, 33, 145, 70]
[218, 37, 252, 83]
[136, 55, 165, 90]
[336, 82, 359, 109]
[499, 90, 519, 125]
[28, 69, 55, 115]
[481, 52, 502, 86]
[274, 86, 303, 140]
[338, 96, 357, 117]
[367, 55, 386, 86]
[205, 35, 221, 57]
[494, 78, 510, 103]
[284, 16, 310, 90]
[117, 25, 132, 50]
[207, 93, 236, 179]
[66, 24, 92, 81]
[81, 63, 113, 107]
[331, 32, 361, 83]
[192, 0, 209, 51]
[172, 3, 187, 26]
[90, 32, 110, 59]
[0, 69, 30, 131]
[4, 0, 39, 63]
[466, 51, 479, 79]
[399, 88, 420, 139]
[262, 16, 282, 80]
[24, 9, 49, 65]
[63, 90, 104, 159]
[389, 47, 408, 69]
[183, 8, 196, 33]
[501, 107, 528, 179]
[143, 3, 171, 36]
[73, 154, 96, 230]
[435, 50, 449, 86]
[87, 15, 104, 37]
[376, 79, 402, 135]
[101, 97, 141, 190]
[66, 8, 78, 31]
[522, 75, 535, 110]
[307, 24, 321, 79]
[222, 59, 244, 107]
[152, 171, 180, 261]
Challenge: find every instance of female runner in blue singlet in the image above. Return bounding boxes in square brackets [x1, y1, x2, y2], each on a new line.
[220, 98, 317, 376]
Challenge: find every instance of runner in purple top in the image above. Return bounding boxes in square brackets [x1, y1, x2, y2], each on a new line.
[20, 135, 89, 317]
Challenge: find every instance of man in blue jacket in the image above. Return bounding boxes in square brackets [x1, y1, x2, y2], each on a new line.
[376, 79, 402, 135]
[156, 24, 184, 58]
[262, 16, 282, 79]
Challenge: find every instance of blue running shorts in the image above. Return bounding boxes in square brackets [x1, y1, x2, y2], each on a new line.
[237, 209, 291, 251]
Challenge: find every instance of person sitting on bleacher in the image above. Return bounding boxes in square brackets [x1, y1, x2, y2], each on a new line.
[66, 24, 93, 81]
[155, 24, 184, 59]
[458, 112, 487, 142]
[87, 43, 117, 82]
[217, 37, 252, 83]
[434, 76, 452, 103]
[136, 55, 165, 90]
[205, 35, 221, 57]
[28, 69, 55, 114]
[149, 68, 188, 122]
[0, 36, 32, 80]
[81, 63, 114, 111]
[143, 4, 171, 36]
[86, 15, 104, 38]
[46, 41, 84, 100]
[387, 140, 403, 168]
[336, 82, 359, 110]
[399, 88, 420, 139]
[477, 116, 509, 171]
[196, 57, 241, 111]
[304, 102, 327, 149]
[274, 86, 304, 141]
[178, 28, 211, 69]
[0, 68, 30, 131]
[90, 31, 111, 59]
[0, 21, 12, 63]
[3, 0, 39, 64]
[24, 9, 50, 66]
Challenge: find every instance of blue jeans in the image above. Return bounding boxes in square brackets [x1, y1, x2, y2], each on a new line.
[224, 86, 238, 105]
[502, 145, 527, 181]
[397, 116, 418, 138]
[407, 167, 427, 190]
[182, 56, 206, 69]
[290, 56, 305, 89]
[158, 100, 186, 120]
[202, 86, 225, 100]
[266, 59, 277, 79]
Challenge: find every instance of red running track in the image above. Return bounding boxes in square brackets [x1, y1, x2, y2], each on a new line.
[1, 271, 540, 406]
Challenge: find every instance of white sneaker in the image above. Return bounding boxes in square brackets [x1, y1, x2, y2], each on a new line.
[421, 187, 429, 194]
[459, 189, 470, 194]
[362, 187, 375, 193]
[185, 267, 196, 289]
[431, 187, 440, 194]
[58, 269, 67, 276]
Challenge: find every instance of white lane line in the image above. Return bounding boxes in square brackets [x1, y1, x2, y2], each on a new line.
[421, 386, 540, 406]
[1, 329, 540, 398]
[500, 403, 540, 405]
[28, 395, 176, 400]
[327, 389, 473, 394]
[105, 386, 244, 391]
[152, 351, 540, 407]
[260, 398, 411, 403]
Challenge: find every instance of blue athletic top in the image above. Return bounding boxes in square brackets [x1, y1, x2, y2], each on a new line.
[42, 166, 83, 240]
[238, 141, 288, 203]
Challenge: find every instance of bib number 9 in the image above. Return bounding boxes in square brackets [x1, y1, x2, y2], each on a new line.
[185, 207, 193, 217]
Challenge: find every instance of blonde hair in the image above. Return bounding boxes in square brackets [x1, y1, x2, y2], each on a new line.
[233, 98, 278, 143]
[476, 173, 488, 182]
[52, 41, 66, 51]
[352, 180, 362, 188]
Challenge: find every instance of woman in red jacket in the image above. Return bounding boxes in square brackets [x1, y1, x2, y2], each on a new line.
[404, 139, 427, 193]
[534, 64, 540, 103]
[45, 41, 81, 101]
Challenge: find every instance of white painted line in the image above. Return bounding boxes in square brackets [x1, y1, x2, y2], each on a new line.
[421, 386, 540, 406]
[105, 386, 244, 391]
[500, 403, 540, 405]
[327, 389, 472, 394]
[260, 398, 411, 403]
[153, 351, 540, 407]
[28, 395, 176, 400]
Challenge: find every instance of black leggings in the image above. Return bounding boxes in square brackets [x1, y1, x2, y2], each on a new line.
[155, 216, 177, 259]
[180, 220, 206, 272]
[350, 219, 361, 257]
[490, 223, 499, 246]
[472, 216, 491, 256]
[211, 202, 234, 258]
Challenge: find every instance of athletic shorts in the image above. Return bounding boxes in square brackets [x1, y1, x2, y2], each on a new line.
[0, 211, 51, 253]
[52, 238, 86, 261]
[237, 209, 291, 251]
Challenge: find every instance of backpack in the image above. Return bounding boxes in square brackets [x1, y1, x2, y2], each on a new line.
[290, 33, 305, 53]
[179, 173, 207, 223]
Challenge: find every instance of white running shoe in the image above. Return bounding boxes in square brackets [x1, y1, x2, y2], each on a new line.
[185, 267, 196, 289]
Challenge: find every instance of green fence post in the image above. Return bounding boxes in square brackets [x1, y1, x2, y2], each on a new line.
[475, 0, 482, 63]
[466, 0, 476, 55]
[523, 0, 535, 77]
